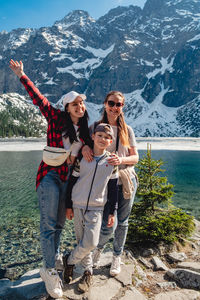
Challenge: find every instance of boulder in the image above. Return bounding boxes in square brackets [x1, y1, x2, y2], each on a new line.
[167, 268, 200, 289]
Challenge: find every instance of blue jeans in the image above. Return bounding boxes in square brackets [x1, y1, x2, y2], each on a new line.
[97, 176, 137, 256]
[37, 170, 69, 269]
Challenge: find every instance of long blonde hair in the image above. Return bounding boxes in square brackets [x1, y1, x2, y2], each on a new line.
[100, 91, 130, 147]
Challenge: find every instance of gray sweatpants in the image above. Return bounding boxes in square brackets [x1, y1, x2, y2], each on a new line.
[67, 207, 103, 273]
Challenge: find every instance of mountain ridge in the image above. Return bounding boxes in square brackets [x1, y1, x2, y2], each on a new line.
[0, 0, 200, 137]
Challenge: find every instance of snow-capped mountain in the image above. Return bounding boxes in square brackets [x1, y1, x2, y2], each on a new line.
[0, 0, 200, 137]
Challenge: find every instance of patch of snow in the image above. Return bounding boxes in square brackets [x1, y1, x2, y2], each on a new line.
[107, 12, 128, 25]
[4, 29, 32, 50]
[45, 78, 57, 85]
[166, 0, 183, 6]
[41, 30, 84, 50]
[187, 34, 200, 43]
[41, 72, 48, 79]
[85, 102, 102, 125]
[34, 57, 45, 61]
[57, 58, 101, 79]
[120, 53, 129, 60]
[124, 39, 140, 46]
[146, 56, 175, 79]
[140, 59, 154, 66]
[57, 44, 115, 79]
[52, 53, 77, 62]
[55, 14, 95, 30]
[126, 84, 180, 136]
[84, 44, 115, 58]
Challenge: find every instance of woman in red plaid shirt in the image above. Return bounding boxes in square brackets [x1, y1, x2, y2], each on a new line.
[10, 59, 92, 298]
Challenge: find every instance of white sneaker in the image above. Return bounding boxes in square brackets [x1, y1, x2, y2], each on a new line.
[92, 248, 102, 268]
[110, 256, 121, 276]
[55, 253, 64, 271]
[40, 267, 63, 298]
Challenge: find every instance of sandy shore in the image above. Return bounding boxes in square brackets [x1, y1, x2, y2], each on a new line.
[0, 137, 199, 151]
[0, 138, 46, 151]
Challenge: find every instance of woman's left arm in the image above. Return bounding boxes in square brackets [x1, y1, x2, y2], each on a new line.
[107, 146, 139, 166]
[120, 146, 139, 165]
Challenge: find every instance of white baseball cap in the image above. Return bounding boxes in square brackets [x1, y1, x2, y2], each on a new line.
[60, 91, 86, 108]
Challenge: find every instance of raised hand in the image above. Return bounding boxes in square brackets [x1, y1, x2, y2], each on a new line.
[9, 59, 25, 78]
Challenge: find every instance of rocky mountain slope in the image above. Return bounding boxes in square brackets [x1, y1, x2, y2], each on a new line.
[0, 93, 46, 137]
[0, 0, 200, 137]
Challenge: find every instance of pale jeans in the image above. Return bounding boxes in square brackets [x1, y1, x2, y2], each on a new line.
[97, 176, 137, 256]
[68, 208, 103, 273]
[37, 170, 69, 269]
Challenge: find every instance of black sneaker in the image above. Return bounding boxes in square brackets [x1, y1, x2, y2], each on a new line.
[78, 270, 93, 293]
[62, 253, 74, 283]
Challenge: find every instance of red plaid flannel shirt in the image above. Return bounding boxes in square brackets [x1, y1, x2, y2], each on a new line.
[20, 75, 69, 189]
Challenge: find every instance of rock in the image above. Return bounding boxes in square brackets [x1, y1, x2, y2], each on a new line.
[96, 251, 113, 267]
[135, 264, 147, 280]
[167, 252, 187, 263]
[0, 278, 12, 299]
[156, 281, 177, 289]
[167, 268, 200, 289]
[191, 220, 200, 242]
[62, 253, 137, 299]
[142, 248, 154, 257]
[157, 242, 167, 256]
[120, 287, 148, 300]
[0, 269, 46, 300]
[177, 261, 200, 273]
[87, 278, 122, 300]
[1, 242, 200, 300]
[133, 277, 143, 287]
[115, 263, 134, 286]
[151, 256, 168, 271]
[138, 256, 153, 269]
[123, 249, 137, 262]
[154, 289, 200, 300]
[132, 264, 147, 288]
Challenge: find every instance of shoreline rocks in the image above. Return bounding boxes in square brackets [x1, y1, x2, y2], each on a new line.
[1, 220, 200, 299]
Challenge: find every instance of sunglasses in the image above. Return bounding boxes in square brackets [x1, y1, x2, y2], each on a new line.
[107, 100, 124, 108]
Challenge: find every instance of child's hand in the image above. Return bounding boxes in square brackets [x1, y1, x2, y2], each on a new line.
[9, 59, 25, 78]
[66, 208, 74, 220]
[67, 155, 75, 165]
[107, 214, 115, 227]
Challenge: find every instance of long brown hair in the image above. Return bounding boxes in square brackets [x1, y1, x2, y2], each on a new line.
[56, 106, 93, 147]
[100, 91, 130, 147]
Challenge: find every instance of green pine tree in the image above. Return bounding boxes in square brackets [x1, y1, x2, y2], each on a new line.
[136, 143, 174, 213]
[127, 144, 195, 244]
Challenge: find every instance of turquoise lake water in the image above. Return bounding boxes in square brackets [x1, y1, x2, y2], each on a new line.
[0, 149, 199, 223]
[0, 150, 199, 276]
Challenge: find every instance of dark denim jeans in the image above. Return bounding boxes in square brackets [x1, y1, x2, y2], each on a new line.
[97, 176, 137, 256]
[37, 170, 69, 269]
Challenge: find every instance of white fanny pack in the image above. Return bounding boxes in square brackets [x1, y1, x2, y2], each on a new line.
[43, 146, 69, 166]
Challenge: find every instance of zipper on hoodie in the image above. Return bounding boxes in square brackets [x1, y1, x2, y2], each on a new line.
[84, 153, 106, 215]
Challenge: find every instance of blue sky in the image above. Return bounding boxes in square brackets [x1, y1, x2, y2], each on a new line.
[0, 0, 146, 32]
